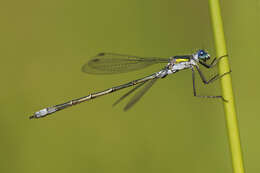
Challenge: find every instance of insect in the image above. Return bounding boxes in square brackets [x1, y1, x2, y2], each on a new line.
[29, 49, 230, 119]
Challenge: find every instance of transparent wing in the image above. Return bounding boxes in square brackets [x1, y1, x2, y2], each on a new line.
[113, 82, 146, 107]
[82, 53, 169, 74]
[124, 78, 158, 111]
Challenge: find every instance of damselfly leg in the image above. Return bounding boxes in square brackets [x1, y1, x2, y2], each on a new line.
[192, 53, 230, 101]
[195, 66, 232, 85]
[199, 54, 228, 68]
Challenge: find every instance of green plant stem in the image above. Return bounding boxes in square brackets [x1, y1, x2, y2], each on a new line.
[208, 1, 245, 173]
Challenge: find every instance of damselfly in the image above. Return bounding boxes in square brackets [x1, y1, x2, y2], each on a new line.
[29, 50, 230, 119]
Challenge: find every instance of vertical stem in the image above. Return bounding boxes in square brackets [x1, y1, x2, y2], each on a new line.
[208, 1, 245, 173]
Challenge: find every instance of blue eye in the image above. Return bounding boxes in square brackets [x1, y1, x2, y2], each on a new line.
[197, 49, 210, 61]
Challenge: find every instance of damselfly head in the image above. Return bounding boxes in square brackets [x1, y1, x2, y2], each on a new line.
[197, 49, 210, 62]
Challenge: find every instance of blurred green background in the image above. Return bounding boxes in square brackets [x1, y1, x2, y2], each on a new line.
[0, 0, 259, 172]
